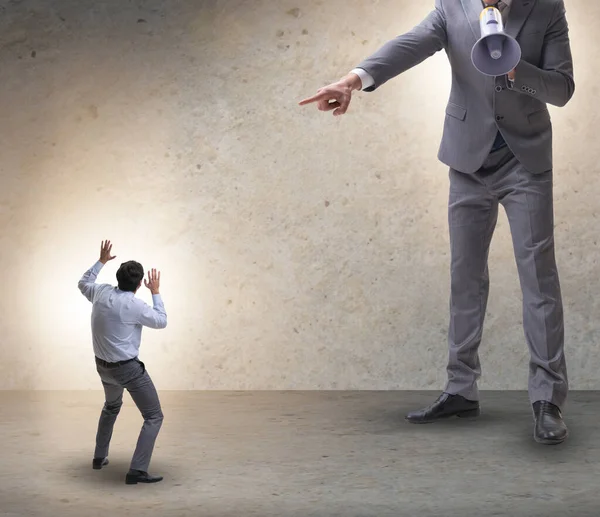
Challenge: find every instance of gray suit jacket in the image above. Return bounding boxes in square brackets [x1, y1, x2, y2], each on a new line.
[355, 0, 575, 174]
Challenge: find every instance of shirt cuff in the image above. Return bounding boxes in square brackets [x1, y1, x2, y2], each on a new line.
[93, 260, 105, 271]
[152, 293, 163, 303]
[350, 68, 374, 91]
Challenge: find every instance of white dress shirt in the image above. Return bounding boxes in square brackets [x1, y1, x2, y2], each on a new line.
[78, 261, 167, 362]
[350, 0, 512, 90]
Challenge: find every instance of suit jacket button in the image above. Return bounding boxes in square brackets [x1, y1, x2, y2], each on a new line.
[495, 85, 503, 92]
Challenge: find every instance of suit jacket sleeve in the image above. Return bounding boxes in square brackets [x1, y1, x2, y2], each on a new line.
[508, 0, 575, 107]
[353, 0, 447, 92]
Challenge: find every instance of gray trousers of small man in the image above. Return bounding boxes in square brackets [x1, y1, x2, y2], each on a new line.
[94, 357, 163, 472]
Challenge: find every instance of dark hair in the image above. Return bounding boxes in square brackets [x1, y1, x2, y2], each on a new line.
[116, 261, 144, 292]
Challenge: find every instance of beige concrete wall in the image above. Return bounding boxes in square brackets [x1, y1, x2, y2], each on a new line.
[0, 0, 597, 390]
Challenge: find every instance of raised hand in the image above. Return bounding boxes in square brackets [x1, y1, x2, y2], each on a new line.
[144, 268, 161, 295]
[99, 240, 117, 264]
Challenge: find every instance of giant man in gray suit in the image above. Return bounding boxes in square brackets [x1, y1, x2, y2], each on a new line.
[300, 0, 574, 444]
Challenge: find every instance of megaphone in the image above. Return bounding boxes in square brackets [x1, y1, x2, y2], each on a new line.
[471, 7, 521, 76]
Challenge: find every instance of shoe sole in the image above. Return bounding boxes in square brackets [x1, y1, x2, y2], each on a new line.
[406, 407, 481, 424]
[125, 477, 163, 485]
[534, 430, 568, 445]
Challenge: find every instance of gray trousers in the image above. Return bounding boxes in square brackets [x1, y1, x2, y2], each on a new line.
[94, 357, 163, 472]
[444, 145, 568, 408]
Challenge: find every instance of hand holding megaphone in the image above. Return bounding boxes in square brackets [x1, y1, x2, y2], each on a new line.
[471, 6, 521, 76]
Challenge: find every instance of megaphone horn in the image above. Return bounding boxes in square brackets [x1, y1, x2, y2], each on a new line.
[471, 6, 521, 77]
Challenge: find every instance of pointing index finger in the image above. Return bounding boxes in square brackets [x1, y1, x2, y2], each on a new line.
[298, 91, 329, 106]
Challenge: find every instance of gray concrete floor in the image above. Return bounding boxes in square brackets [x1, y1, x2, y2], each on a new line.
[1, 391, 599, 517]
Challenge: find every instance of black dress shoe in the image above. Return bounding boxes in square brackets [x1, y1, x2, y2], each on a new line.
[92, 458, 109, 470]
[125, 469, 164, 485]
[533, 401, 568, 445]
[406, 392, 480, 424]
